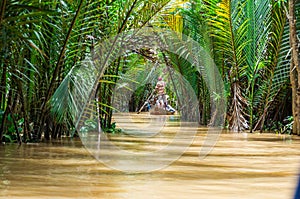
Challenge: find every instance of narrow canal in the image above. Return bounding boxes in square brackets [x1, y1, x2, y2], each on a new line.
[1, 113, 300, 199]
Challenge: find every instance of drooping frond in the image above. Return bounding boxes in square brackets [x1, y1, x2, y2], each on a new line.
[253, 1, 291, 131]
[203, 0, 249, 131]
[242, 0, 272, 131]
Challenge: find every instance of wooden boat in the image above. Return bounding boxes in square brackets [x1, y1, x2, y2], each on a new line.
[149, 104, 176, 115]
[137, 92, 177, 115]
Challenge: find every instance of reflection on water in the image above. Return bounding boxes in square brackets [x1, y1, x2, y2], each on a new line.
[1, 116, 300, 198]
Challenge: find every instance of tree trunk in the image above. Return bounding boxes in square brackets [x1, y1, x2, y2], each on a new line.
[7, 106, 21, 145]
[0, 0, 7, 25]
[0, 89, 12, 142]
[289, 0, 300, 135]
[0, 63, 7, 110]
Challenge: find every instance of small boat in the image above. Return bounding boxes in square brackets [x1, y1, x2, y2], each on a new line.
[150, 104, 176, 115]
[137, 90, 177, 115]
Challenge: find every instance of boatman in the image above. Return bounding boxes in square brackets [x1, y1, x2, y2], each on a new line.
[155, 77, 167, 108]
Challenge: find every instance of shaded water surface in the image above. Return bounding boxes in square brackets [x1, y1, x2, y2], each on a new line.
[1, 114, 300, 199]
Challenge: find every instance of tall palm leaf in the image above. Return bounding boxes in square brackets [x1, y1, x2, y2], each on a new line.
[253, 0, 293, 131]
[243, 0, 271, 131]
[203, 0, 249, 131]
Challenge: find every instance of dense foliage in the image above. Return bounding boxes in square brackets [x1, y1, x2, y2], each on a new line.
[0, 0, 299, 143]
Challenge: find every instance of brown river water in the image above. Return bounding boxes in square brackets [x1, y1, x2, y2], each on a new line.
[1, 113, 300, 199]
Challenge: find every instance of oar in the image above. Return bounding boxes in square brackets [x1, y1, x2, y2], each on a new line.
[137, 90, 155, 114]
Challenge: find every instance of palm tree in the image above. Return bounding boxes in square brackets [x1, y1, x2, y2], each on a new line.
[199, 0, 294, 132]
[243, 0, 271, 132]
[253, 0, 292, 131]
[50, 0, 173, 134]
[1, 0, 297, 142]
[202, 0, 249, 131]
[0, 0, 59, 142]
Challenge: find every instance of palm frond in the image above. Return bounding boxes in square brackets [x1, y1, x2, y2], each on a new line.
[203, 0, 249, 131]
[242, 0, 272, 131]
[253, 1, 291, 130]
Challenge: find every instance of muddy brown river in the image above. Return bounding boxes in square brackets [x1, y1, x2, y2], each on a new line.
[1, 113, 300, 199]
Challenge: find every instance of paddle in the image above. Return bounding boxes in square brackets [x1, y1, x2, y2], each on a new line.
[137, 89, 155, 114]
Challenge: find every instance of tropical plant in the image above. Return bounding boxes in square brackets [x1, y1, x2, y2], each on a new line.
[242, 0, 271, 132]
[202, 0, 250, 131]
[1, 0, 298, 142]
[253, 0, 291, 131]
[197, 0, 295, 133]
[0, 0, 59, 141]
[50, 0, 173, 134]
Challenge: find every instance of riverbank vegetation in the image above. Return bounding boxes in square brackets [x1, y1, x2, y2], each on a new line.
[0, 0, 299, 143]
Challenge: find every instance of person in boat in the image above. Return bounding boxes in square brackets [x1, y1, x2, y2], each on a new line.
[155, 77, 167, 108]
